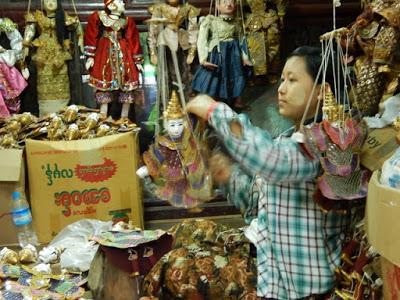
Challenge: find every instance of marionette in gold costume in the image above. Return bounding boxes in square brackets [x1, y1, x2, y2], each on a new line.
[245, 0, 280, 78]
[22, 0, 82, 116]
[323, 0, 400, 115]
[136, 91, 212, 209]
[146, 0, 200, 105]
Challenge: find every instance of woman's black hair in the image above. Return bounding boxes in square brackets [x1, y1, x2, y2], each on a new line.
[287, 46, 336, 90]
[54, 0, 66, 46]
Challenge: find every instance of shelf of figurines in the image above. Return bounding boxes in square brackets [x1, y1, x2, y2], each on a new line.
[0, 106, 144, 246]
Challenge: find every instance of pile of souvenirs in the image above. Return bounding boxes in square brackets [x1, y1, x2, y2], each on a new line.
[0, 105, 139, 149]
[0, 245, 87, 299]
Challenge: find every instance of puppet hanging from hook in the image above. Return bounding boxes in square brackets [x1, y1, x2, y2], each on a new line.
[137, 90, 212, 209]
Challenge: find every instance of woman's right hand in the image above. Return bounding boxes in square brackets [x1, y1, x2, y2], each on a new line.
[209, 153, 232, 184]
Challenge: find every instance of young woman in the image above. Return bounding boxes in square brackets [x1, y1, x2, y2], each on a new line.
[187, 46, 349, 299]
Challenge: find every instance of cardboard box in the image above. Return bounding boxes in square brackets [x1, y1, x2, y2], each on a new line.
[26, 132, 143, 243]
[366, 171, 400, 266]
[0, 149, 24, 246]
[361, 127, 398, 171]
[381, 256, 400, 300]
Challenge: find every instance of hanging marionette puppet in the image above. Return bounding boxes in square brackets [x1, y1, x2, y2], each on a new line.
[0, 18, 28, 118]
[298, 29, 370, 213]
[146, 0, 200, 108]
[244, 0, 281, 83]
[137, 90, 212, 210]
[84, 0, 143, 122]
[191, 0, 252, 110]
[22, 0, 83, 116]
[321, 0, 400, 116]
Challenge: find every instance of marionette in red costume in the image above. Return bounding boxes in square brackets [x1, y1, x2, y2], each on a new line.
[84, 0, 143, 120]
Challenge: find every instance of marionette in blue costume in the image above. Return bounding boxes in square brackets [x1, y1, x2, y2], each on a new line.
[191, 0, 251, 109]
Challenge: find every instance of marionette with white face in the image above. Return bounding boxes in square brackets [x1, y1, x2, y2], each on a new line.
[84, 0, 143, 121]
[136, 92, 186, 179]
[137, 91, 211, 209]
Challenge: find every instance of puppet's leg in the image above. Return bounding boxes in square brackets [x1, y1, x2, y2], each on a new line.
[119, 91, 134, 120]
[95, 91, 112, 116]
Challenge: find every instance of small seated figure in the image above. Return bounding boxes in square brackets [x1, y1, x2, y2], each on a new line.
[136, 90, 211, 209]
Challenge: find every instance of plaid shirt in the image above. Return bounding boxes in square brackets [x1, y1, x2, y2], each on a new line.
[209, 103, 349, 299]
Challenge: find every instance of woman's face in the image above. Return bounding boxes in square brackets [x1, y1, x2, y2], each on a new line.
[218, 0, 236, 15]
[277, 56, 320, 123]
[43, 0, 57, 12]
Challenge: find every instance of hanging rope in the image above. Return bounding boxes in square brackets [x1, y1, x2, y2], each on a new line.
[301, 0, 360, 129]
[27, 0, 32, 15]
[70, 0, 79, 17]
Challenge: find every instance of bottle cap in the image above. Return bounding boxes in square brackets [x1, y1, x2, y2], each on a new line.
[12, 191, 20, 200]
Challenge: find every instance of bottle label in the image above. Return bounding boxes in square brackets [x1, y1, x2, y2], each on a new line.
[12, 208, 32, 226]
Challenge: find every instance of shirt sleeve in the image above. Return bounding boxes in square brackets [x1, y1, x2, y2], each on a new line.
[197, 16, 211, 64]
[147, 4, 162, 56]
[209, 103, 320, 183]
[126, 17, 143, 63]
[84, 12, 100, 57]
[187, 5, 200, 49]
[226, 164, 257, 224]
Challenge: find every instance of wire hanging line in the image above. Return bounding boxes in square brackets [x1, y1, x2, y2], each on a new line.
[300, 0, 361, 130]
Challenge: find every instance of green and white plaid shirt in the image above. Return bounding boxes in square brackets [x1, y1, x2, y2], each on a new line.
[209, 103, 349, 299]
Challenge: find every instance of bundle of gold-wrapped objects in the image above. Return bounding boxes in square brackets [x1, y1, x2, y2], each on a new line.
[0, 105, 139, 149]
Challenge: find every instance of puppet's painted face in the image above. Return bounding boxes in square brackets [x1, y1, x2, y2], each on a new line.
[165, 118, 184, 138]
[43, 0, 57, 12]
[218, 0, 236, 15]
[108, 0, 125, 15]
[167, 0, 180, 7]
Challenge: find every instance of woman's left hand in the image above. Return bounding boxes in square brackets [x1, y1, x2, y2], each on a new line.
[186, 94, 217, 120]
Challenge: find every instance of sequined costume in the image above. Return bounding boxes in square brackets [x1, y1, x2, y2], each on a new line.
[143, 127, 210, 208]
[191, 15, 248, 106]
[24, 11, 79, 115]
[339, 0, 400, 115]
[245, 0, 280, 76]
[0, 18, 27, 117]
[84, 11, 142, 93]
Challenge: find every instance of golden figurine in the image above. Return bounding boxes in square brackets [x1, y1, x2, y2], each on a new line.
[245, 0, 280, 77]
[322, 87, 344, 123]
[22, 0, 83, 116]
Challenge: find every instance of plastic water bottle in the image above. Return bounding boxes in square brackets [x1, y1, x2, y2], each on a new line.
[11, 191, 39, 247]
